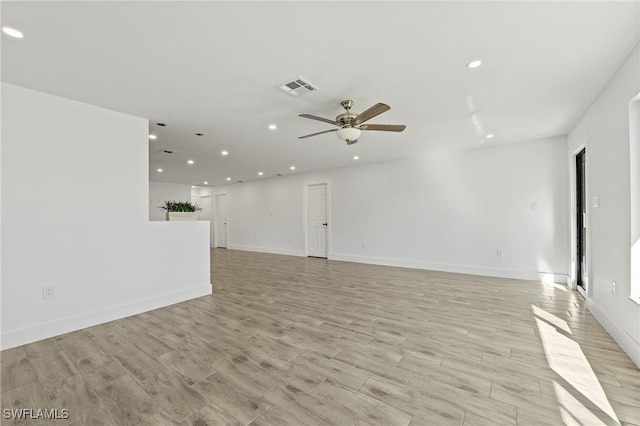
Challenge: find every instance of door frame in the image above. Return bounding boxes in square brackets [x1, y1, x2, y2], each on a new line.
[569, 139, 591, 298]
[302, 181, 331, 258]
[198, 193, 214, 247]
[213, 192, 229, 248]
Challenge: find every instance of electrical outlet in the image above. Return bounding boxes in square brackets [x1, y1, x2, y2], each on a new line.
[497, 249, 504, 258]
[42, 285, 55, 299]
[612, 281, 616, 295]
[531, 202, 537, 211]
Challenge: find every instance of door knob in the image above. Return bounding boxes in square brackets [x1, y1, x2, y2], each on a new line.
[322, 223, 328, 226]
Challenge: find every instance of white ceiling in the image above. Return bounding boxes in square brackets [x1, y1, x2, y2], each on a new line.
[2, 1, 638, 187]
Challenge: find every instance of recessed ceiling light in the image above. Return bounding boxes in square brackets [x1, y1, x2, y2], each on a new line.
[290, 166, 296, 171]
[148, 134, 157, 140]
[157, 168, 163, 172]
[226, 177, 231, 181]
[467, 60, 483, 69]
[486, 133, 494, 138]
[268, 124, 277, 130]
[195, 133, 204, 136]
[203, 181, 208, 185]
[191, 185, 196, 189]
[2, 27, 24, 39]
[187, 160, 194, 165]
[258, 171, 264, 176]
[353, 155, 360, 160]
[221, 150, 229, 156]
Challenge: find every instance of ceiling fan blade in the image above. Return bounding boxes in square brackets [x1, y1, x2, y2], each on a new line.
[299, 114, 340, 126]
[355, 103, 390, 124]
[359, 124, 406, 132]
[298, 129, 338, 139]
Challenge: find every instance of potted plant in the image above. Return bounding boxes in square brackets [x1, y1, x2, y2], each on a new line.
[159, 200, 203, 221]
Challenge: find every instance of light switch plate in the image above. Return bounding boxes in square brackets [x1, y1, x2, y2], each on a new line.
[592, 195, 599, 208]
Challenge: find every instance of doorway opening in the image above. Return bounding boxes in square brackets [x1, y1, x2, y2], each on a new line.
[576, 148, 587, 294]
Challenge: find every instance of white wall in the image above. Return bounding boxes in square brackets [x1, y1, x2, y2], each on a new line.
[207, 137, 569, 282]
[1, 83, 211, 349]
[149, 181, 193, 221]
[567, 45, 640, 367]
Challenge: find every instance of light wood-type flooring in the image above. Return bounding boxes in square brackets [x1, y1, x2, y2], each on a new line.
[2, 249, 639, 425]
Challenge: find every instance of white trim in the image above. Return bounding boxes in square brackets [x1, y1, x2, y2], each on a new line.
[1, 284, 212, 350]
[213, 192, 229, 248]
[227, 244, 304, 257]
[197, 193, 214, 247]
[588, 298, 640, 368]
[329, 253, 569, 283]
[302, 180, 331, 258]
[577, 284, 587, 299]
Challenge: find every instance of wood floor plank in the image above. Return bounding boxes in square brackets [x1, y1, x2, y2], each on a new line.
[262, 383, 358, 426]
[94, 375, 163, 424]
[250, 406, 328, 426]
[360, 376, 465, 426]
[91, 332, 164, 383]
[291, 351, 370, 391]
[0, 347, 27, 366]
[1, 357, 39, 393]
[29, 351, 80, 386]
[181, 404, 243, 426]
[312, 379, 413, 426]
[140, 371, 207, 422]
[191, 373, 270, 425]
[333, 347, 412, 386]
[211, 356, 279, 397]
[406, 373, 517, 425]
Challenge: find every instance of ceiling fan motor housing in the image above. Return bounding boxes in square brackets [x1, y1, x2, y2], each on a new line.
[336, 113, 358, 127]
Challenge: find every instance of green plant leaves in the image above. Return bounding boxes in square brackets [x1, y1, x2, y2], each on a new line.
[158, 200, 203, 212]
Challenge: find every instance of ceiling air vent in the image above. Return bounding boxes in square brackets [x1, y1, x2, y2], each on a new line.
[158, 149, 177, 154]
[277, 76, 318, 97]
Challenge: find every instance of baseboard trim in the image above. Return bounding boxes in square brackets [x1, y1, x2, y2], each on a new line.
[227, 244, 305, 257]
[0, 284, 212, 350]
[329, 253, 568, 283]
[587, 298, 640, 368]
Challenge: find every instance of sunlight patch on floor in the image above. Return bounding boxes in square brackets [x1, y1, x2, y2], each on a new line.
[532, 305, 572, 335]
[554, 381, 611, 425]
[535, 310, 619, 424]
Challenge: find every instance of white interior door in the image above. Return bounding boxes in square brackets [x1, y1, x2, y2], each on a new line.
[214, 193, 228, 248]
[308, 183, 328, 258]
[198, 194, 213, 247]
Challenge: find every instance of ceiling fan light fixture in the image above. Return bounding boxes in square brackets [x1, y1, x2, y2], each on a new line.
[337, 127, 361, 143]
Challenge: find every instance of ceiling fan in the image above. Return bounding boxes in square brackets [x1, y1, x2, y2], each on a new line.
[298, 100, 406, 145]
